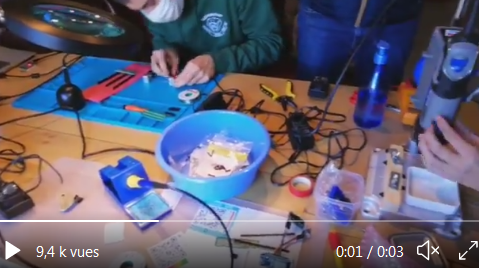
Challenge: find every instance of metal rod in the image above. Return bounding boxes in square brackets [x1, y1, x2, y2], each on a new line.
[240, 232, 296, 237]
[452, 0, 468, 25]
[233, 239, 290, 253]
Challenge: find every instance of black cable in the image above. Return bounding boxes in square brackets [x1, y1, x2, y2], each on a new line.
[0, 111, 64, 194]
[0, 52, 70, 79]
[0, 109, 59, 127]
[243, 99, 367, 183]
[145, 181, 236, 268]
[269, 127, 367, 186]
[212, 78, 246, 111]
[0, 54, 81, 101]
[0, 151, 64, 193]
[308, 0, 399, 136]
[0, 117, 64, 268]
[74, 111, 156, 159]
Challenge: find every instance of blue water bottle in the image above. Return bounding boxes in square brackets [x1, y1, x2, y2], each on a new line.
[353, 41, 391, 129]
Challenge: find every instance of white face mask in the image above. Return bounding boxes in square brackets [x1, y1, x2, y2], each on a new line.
[141, 0, 185, 23]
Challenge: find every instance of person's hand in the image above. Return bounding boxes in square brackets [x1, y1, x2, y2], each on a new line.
[173, 55, 215, 87]
[151, 49, 179, 77]
[419, 117, 479, 185]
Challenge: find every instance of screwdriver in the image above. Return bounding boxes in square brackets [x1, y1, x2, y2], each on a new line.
[124, 105, 166, 121]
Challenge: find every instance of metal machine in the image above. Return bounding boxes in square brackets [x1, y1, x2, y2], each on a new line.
[408, 0, 479, 153]
[363, 0, 479, 239]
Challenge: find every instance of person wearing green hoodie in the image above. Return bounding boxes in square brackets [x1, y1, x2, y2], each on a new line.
[114, 0, 284, 87]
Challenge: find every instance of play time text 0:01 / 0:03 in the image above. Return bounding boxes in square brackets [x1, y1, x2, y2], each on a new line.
[335, 246, 404, 259]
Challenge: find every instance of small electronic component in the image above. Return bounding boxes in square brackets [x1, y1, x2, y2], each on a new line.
[308, 76, 330, 99]
[0, 182, 34, 219]
[19, 61, 35, 72]
[59, 193, 83, 212]
[286, 212, 305, 230]
[380, 145, 405, 213]
[259, 253, 292, 268]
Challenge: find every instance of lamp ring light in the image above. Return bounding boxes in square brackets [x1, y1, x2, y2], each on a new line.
[1, 0, 143, 57]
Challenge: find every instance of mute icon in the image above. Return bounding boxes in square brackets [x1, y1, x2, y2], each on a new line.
[417, 240, 440, 261]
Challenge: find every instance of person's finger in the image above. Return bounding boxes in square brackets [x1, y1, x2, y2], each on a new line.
[428, 158, 455, 181]
[187, 71, 205, 86]
[436, 117, 471, 154]
[423, 127, 459, 165]
[151, 55, 169, 77]
[419, 136, 437, 166]
[196, 75, 210, 85]
[419, 137, 448, 174]
[454, 121, 479, 145]
[174, 63, 197, 87]
[156, 53, 170, 77]
[150, 55, 163, 76]
[168, 55, 180, 76]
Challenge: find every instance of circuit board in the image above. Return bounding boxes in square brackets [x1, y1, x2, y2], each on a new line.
[13, 57, 223, 133]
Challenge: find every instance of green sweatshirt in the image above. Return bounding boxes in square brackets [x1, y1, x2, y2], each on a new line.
[145, 0, 284, 74]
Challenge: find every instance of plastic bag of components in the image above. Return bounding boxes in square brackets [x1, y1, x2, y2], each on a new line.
[187, 132, 252, 178]
[361, 226, 421, 268]
[313, 162, 365, 224]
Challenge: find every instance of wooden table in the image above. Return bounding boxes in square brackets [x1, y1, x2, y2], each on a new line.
[1, 54, 479, 268]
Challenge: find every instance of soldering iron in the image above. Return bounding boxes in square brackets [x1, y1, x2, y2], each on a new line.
[410, 0, 479, 151]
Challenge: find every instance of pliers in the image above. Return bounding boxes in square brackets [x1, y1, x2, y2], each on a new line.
[259, 80, 297, 111]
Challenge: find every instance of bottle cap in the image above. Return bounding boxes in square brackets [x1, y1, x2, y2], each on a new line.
[374, 40, 390, 65]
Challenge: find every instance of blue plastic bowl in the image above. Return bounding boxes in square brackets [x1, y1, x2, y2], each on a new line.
[156, 111, 271, 202]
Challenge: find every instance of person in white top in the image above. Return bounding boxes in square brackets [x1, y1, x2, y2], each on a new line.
[419, 117, 479, 190]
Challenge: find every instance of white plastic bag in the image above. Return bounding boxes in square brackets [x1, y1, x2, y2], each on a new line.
[188, 132, 252, 178]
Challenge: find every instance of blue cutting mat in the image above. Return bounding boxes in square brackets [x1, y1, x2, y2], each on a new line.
[13, 56, 223, 133]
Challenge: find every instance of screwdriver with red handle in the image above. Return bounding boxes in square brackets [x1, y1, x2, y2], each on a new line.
[124, 105, 166, 121]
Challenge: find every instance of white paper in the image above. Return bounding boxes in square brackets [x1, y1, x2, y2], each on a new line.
[179, 205, 303, 268]
[103, 222, 125, 244]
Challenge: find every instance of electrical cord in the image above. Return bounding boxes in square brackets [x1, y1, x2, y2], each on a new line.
[74, 111, 155, 158]
[242, 98, 367, 183]
[0, 54, 81, 101]
[0, 52, 67, 79]
[0, 113, 64, 268]
[0, 68, 237, 268]
[0, 109, 59, 127]
[212, 78, 246, 111]
[227, 0, 398, 185]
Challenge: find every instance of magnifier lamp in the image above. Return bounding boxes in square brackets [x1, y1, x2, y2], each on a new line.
[0, 0, 143, 111]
